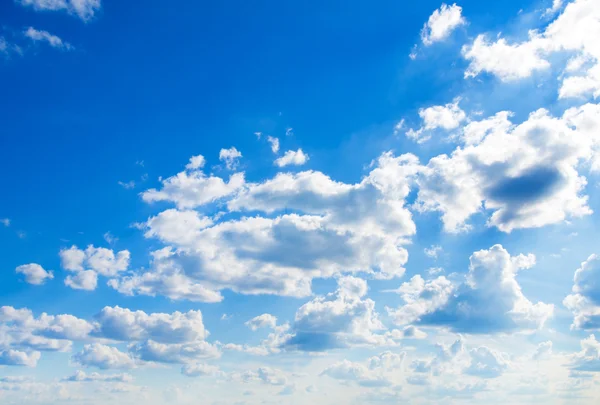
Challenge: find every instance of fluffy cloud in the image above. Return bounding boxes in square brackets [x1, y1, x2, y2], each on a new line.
[72, 343, 135, 370]
[282, 277, 392, 351]
[24, 27, 72, 50]
[219, 147, 242, 170]
[564, 254, 600, 330]
[321, 359, 393, 387]
[15, 263, 54, 285]
[421, 3, 466, 46]
[385, 275, 454, 325]
[415, 103, 600, 233]
[464, 346, 510, 378]
[129, 340, 220, 364]
[245, 314, 278, 331]
[141, 161, 245, 209]
[229, 367, 288, 386]
[115, 152, 420, 301]
[463, 0, 600, 99]
[60, 245, 130, 291]
[64, 270, 97, 291]
[181, 363, 222, 377]
[0, 349, 40, 367]
[388, 245, 553, 334]
[274, 149, 309, 167]
[18, 0, 101, 21]
[569, 334, 600, 372]
[93, 306, 208, 343]
[62, 370, 133, 383]
[406, 99, 466, 143]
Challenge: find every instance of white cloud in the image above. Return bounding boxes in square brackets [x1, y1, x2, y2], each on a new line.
[416, 104, 600, 233]
[388, 245, 553, 334]
[60, 245, 130, 276]
[569, 334, 600, 372]
[64, 270, 97, 291]
[421, 3, 466, 46]
[103, 232, 117, 245]
[385, 275, 454, 325]
[18, 0, 101, 21]
[463, 33, 549, 81]
[463, 0, 600, 99]
[274, 149, 309, 167]
[93, 306, 209, 343]
[116, 152, 420, 302]
[267, 136, 280, 153]
[185, 154, 206, 170]
[72, 343, 135, 370]
[129, 340, 220, 364]
[532, 340, 553, 360]
[60, 245, 129, 291]
[141, 163, 245, 209]
[219, 147, 242, 170]
[0, 349, 40, 367]
[464, 346, 510, 378]
[181, 363, 222, 377]
[62, 370, 133, 383]
[24, 27, 72, 50]
[229, 367, 288, 386]
[406, 99, 466, 143]
[245, 314, 278, 331]
[0, 218, 10, 226]
[564, 254, 600, 330]
[424, 245, 443, 259]
[15, 263, 54, 285]
[118, 180, 135, 189]
[321, 351, 405, 388]
[283, 277, 392, 351]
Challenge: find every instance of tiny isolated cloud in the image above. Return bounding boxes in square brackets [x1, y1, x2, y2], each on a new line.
[267, 136, 280, 154]
[24, 27, 73, 50]
[186, 154, 206, 170]
[421, 3, 466, 46]
[18, 0, 101, 22]
[1, 218, 10, 226]
[219, 147, 242, 170]
[15, 263, 54, 285]
[274, 149, 309, 167]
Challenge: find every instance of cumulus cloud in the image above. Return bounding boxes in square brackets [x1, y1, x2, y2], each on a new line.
[388, 245, 553, 334]
[0, 349, 40, 367]
[62, 370, 133, 383]
[141, 160, 245, 209]
[415, 103, 600, 233]
[282, 277, 392, 351]
[321, 359, 393, 387]
[15, 263, 54, 285]
[245, 314, 278, 331]
[93, 306, 208, 344]
[18, 0, 101, 21]
[115, 152, 420, 302]
[219, 147, 242, 170]
[421, 3, 466, 46]
[564, 254, 600, 330]
[60, 245, 130, 291]
[569, 334, 600, 372]
[181, 363, 222, 377]
[464, 346, 510, 378]
[274, 149, 309, 167]
[24, 27, 72, 50]
[406, 99, 466, 143]
[72, 343, 135, 370]
[129, 339, 220, 364]
[462, 0, 600, 99]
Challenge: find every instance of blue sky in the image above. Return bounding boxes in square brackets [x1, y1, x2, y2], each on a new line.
[2, 0, 600, 403]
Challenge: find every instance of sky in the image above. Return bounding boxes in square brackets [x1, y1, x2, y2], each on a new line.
[1, 0, 600, 403]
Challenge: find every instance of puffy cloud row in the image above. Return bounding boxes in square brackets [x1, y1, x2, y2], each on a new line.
[0, 305, 218, 369]
[60, 245, 130, 291]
